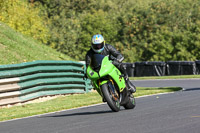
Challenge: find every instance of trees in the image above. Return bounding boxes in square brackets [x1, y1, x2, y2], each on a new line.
[118, 0, 200, 62]
[33, 0, 121, 60]
[0, 0, 49, 44]
[1, 0, 200, 62]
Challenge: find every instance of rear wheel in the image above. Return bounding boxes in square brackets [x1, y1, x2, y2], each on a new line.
[101, 83, 120, 112]
[123, 94, 136, 109]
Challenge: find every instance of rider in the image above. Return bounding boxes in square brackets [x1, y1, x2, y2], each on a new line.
[85, 34, 136, 93]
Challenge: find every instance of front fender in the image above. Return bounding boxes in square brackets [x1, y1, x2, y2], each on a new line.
[100, 80, 108, 86]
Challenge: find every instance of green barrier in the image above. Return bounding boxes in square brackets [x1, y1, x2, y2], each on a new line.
[83, 64, 93, 93]
[19, 78, 85, 91]
[0, 60, 83, 70]
[0, 60, 93, 105]
[20, 89, 85, 101]
[20, 84, 85, 94]
[0, 65, 83, 79]
[85, 79, 93, 93]
[20, 73, 84, 82]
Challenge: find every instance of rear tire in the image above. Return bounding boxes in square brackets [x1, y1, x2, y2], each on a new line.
[101, 83, 120, 112]
[123, 94, 136, 109]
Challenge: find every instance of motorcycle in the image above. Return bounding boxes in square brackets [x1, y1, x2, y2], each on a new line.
[86, 54, 136, 112]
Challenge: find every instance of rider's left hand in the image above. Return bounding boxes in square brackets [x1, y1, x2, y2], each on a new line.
[112, 59, 120, 65]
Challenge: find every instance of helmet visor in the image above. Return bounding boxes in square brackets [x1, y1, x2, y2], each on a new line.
[92, 42, 104, 50]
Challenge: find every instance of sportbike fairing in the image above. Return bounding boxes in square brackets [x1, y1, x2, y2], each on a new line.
[87, 54, 126, 92]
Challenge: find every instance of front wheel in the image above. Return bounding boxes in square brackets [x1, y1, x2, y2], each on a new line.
[101, 83, 120, 112]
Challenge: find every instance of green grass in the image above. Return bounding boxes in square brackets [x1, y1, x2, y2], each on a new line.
[130, 75, 200, 80]
[0, 87, 181, 122]
[0, 22, 73, 65]
[134, 87, 181, 97]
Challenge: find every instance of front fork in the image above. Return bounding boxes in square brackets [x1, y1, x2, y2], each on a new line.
[107, 81, 119, 101]
[95, 77, 131, 106]
[97, 77, 120, 102]
[107, 80, 130, 105]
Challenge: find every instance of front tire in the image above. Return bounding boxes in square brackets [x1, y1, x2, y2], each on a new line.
[101, 83, 120, 112]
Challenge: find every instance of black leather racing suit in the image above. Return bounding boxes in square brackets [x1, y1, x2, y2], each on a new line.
[86, 44, 126, 74]
[85, 44, 136, 93]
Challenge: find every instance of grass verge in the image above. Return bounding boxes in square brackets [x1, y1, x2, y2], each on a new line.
[130, 75, 200, 80]
[0, 87, 181, 122]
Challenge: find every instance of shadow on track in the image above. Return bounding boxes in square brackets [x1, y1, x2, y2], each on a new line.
[42, 110, 113, 118]
[183, 88, 200, 91]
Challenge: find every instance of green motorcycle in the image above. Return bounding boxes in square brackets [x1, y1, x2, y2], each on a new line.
[86, 54, 136, 112]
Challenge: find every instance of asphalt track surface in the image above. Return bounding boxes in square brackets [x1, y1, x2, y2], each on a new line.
[0, 79, 200, 133]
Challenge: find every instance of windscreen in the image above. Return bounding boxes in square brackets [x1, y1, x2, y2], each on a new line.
[91, 54, 105, 72]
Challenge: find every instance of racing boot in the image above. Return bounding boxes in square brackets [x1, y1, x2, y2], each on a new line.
[124, 76, 136, 93]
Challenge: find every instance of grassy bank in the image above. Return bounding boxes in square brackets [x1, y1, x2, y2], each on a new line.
[0, 22, 72, 65]
[0, 87, 181, 122]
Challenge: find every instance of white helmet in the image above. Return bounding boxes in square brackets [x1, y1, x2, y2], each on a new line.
[91, 34, 105, 53]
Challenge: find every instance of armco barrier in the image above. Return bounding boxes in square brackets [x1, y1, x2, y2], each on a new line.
[127, 61, 199, 77]
[134, 61, 166, 77]
[166, 61, 196, 75]
[0, 60, 92, 106]
[195, 61, 200, 74]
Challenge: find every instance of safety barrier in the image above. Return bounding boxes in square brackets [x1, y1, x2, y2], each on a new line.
[166, 61, 197, 75]
[0, 60, 92, 106]
[125, 61, 200, 77]
[134, 62, 166, 77]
